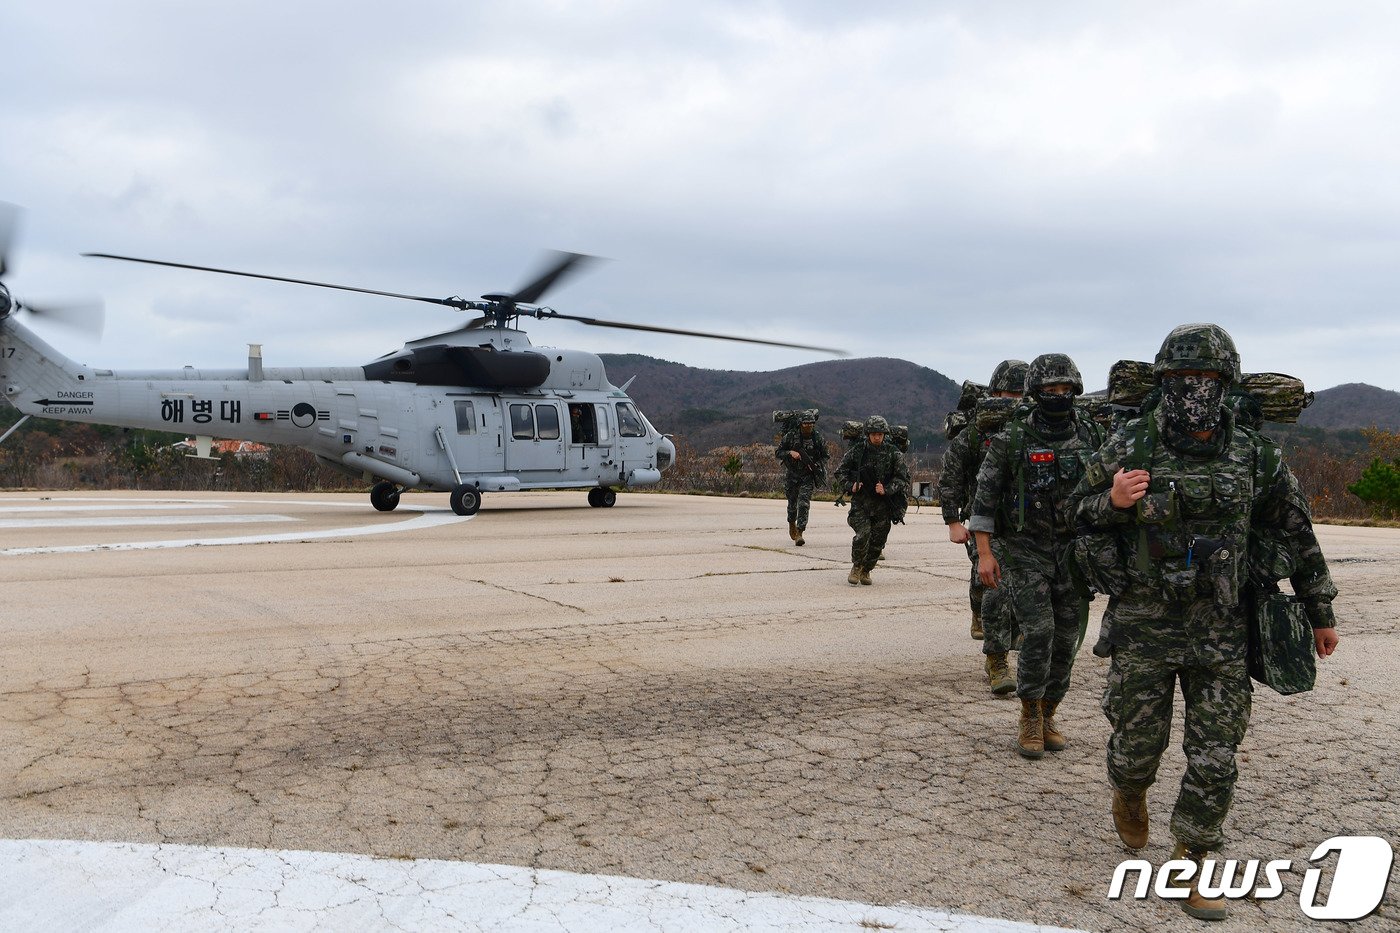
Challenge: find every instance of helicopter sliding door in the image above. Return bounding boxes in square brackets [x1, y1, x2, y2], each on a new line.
[504, 400, 566, 473]
[565, 402, 616, 479]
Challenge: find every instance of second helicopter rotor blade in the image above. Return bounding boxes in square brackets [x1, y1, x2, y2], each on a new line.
[539, 310, 847, 356]
[0, 201, 20, 279]
[21, 298, 106, 337]
[512, 251, 597, 305]
[83, 253, 476, 310]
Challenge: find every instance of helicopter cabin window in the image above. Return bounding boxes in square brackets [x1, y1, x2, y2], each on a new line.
[568, 403, 599, 445]
[616, 403, 646, 437]
[510, 403, 535, 439]
[536, 404, 560, 440]
[454, 400, 477, 435]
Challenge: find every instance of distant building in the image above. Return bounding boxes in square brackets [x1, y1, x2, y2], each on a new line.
[171, 438, 270, 459]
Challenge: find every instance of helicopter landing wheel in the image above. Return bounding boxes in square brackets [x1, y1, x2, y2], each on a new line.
[586, 488, 603, 507]
[450, 484, 482, 516]
[592, 488, 616, 508]
[370, 481, 401, 512]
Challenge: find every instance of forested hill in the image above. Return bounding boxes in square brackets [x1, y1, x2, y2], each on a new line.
[1298, 383, 1400, 431]
[600, 354, 962, 452]
[602, 354, 1400, 453]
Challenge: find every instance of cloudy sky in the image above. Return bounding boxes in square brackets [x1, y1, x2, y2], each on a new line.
[4, 1, 1399, 394]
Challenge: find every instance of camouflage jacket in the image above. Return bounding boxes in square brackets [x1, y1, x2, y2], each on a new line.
[1070, 406, 1336, 631]
[966, 411, 1103, 558]
[836, 440, 910, 513]
[775, 429, 828, 478]
[938, 422, 989, 524]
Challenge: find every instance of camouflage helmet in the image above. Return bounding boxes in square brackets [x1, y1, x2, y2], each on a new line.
[863, 415, 890, 434]
[1026, 353, 1083, 395]
[989, 359, 1029, 394]
[1154, 323, 1240, 384]
[800, 409, 817, 425]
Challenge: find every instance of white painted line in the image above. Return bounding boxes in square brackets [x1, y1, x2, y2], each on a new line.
[0, 504, 225, 514]
[0, 514, 298, 530]
[0, 839, 1088, 933]
[0, 510, 467, 556]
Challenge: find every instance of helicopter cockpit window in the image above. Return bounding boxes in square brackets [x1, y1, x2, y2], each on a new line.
[454, 400, 477, 435]
[536, 404, 560, 440]
[617, 403, 646, 437]
[568, 404, 599, 445]
[510, 403, 535, 440]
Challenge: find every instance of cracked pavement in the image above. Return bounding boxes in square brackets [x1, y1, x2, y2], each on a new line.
[0, 490, 1396, 931]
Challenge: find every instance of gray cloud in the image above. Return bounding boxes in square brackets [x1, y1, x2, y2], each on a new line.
[4, 1, 1399, 396]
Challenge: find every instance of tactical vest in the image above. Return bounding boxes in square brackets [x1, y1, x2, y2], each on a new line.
[1117, 411, 1275, 607]
[999, 414, 1104, 537]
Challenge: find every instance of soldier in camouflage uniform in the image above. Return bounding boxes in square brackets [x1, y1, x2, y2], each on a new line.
[940, 359, 1027, 692]
[1069, 324, 1339, 922]
[836, 415, 910, 586]
[968, 354, 1102, 758]
[776, 412, 828, 546]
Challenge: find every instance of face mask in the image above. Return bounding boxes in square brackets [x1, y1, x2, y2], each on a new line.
[1034, 390, 1075, 419]
[1162, 374, 1225, 432]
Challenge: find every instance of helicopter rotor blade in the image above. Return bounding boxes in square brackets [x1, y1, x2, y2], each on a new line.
[82, 253, 478, 311]
[0, 201, 20, 279]
[511, 251, 597, 305]
[537, 310, 847, 356]
[20, 298, 106, 338]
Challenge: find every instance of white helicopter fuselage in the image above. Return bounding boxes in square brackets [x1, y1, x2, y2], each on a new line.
[0, 317, 675, 500]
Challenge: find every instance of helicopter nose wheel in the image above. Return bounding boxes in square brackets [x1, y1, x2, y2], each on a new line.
[450, 484, 482, 516]
[587, 488, 616, 508]
[369, 481, 401, 512]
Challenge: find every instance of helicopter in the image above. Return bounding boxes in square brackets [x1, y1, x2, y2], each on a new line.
[0, 207, 841, 515]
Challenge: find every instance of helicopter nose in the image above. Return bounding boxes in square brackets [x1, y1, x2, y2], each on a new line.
[657, 435, 676, 472]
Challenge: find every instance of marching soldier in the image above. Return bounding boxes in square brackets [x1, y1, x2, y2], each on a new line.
[1069, 323, 1339, 921]
[968, 354, 1103, 758]
[836, 415, 910, 586]
[775, 411, 828, 546]
[940, 359, 1027, 693]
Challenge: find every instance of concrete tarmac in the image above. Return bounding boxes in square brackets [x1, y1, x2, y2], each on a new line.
[1, 490, 1396, 931]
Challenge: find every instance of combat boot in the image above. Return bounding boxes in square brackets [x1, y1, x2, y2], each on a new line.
[795, 526, 805, 546]
[985, 653, 1015, 695]
[859, 568, 872, 585]
[970, 610, 984, 640]
[1112, 788, 1149, 850]
[1041, 699, 1066, 751]
[789, 521, 799, 541]
[848, 565, 861, 586]
[1017, 699, 1044, 759]
[1167, 841, 1229, 921]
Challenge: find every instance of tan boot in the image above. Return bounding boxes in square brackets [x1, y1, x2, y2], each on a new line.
[794, 527, 805, 546]
[859, 569, 872, 585]
[848, 565, 861, 586]
[1017, 699, 1044, 759]
[1168, 842, 1229, 921]
[985, 653, 1015, 695]
[1041, 699, 1066, 751]
[970, 611, 984, 640]
[1112, 789, 1149, 850]
[789, 521, 799, 541]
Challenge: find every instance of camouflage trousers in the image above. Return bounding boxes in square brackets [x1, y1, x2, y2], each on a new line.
[785, 473, 817, 529]
[972, 539, 1018, 656]
[847, 502, 892, 571]
[1003, 555, 1083, 702]
[1103, 645, 1253, 851]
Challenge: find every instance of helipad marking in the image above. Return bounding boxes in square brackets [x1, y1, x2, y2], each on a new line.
[0, 503, 222, 514]
[0, 514, 297, 529]
[0, 500, 467, 556]
[0, 839, 1088, 932]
